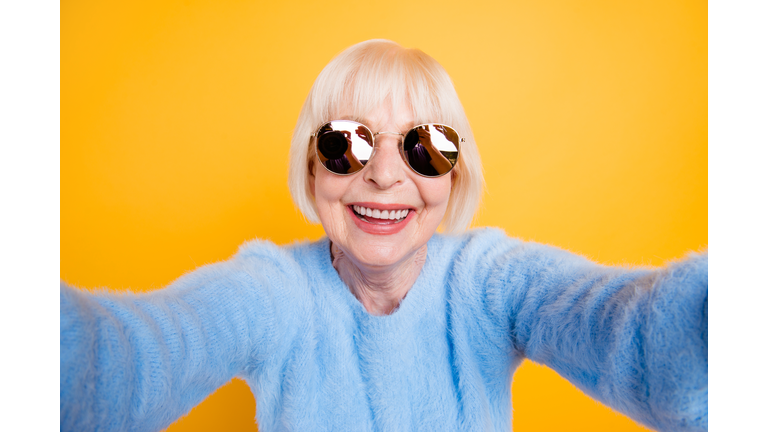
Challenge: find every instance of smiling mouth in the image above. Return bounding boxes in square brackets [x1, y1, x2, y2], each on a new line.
[350, 205, 410, 224]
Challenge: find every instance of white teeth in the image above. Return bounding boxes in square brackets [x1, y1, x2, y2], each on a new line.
[353, 206, 409, 220]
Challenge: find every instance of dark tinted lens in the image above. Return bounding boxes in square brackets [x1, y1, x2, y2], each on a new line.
[317, 131, 348, 159]
[315, 120, 373, 174]
[403, 129, 420, 152]
[402, 124, 460, 177]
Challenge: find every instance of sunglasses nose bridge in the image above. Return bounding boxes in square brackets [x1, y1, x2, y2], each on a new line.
[370, 131, 407, 163]
[362, 132, 410, 186]
[372, 131, 405, 144]
[370, 131, 405, 156]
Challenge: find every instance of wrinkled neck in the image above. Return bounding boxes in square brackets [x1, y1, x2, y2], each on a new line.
[330, 242, 427, 316]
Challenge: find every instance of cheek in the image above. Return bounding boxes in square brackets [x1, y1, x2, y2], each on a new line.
[425, 177, 452, 205]
[417, 177, 452, 219]
[313, 170, 349, 217]
[313, 166, 332, 199]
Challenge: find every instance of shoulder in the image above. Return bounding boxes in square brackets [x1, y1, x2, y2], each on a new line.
[430, 228, 598, 299]
[427, 228, 527, 297]
[234, 238, 305, 264]
[231, 237, 323, 274]
[430, 227, 518, 257]
[448, 228, 592, 266]
[155, 237, 324, 307]
[227, 237, 332, 298]
[431, 227, 571, 269]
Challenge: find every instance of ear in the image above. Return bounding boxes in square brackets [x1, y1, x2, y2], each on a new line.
[308, 159, 316, 198]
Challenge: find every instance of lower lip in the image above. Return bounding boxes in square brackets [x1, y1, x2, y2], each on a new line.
[347, 206, 414, 235]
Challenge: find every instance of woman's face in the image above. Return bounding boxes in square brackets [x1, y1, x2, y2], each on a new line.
[309, 102, 452, 270]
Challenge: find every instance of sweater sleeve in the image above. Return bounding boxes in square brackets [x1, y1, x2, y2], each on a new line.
[60, 241, 302, 432]
[470, 231, 707, 432]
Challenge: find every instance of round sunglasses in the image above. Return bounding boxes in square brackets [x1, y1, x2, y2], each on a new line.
[312, 120, 463, 177]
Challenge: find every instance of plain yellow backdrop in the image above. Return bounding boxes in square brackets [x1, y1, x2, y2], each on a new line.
[61, 0, 707, 431]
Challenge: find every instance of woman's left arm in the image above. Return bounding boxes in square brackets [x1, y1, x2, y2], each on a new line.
[476, 233, 707, 432]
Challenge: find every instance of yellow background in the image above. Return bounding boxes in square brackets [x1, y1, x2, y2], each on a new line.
[61, 0, 707, 431]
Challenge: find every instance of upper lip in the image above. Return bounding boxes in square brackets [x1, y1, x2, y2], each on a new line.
[348, 202, 415, 211]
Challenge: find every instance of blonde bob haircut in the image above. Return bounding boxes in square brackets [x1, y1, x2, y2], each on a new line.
[288, 39, 484, 233]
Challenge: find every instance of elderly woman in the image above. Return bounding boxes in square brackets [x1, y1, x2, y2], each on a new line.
[60, 40, 708, 432]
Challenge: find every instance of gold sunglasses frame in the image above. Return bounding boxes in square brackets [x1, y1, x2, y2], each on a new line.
[311, 120, 464, 178]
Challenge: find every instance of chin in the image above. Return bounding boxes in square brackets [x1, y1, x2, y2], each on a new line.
[345, 236, 416, 267]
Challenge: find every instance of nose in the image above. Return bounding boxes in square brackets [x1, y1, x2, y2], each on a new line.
[363, 134, 407, 189]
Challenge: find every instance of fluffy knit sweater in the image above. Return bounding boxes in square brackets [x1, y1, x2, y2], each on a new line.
[60, 228, 708, 432]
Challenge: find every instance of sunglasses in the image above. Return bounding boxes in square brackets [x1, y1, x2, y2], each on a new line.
[312, 120, 463, 177]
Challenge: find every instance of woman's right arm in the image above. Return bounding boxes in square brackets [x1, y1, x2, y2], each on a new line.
[60, 240, 302, 432]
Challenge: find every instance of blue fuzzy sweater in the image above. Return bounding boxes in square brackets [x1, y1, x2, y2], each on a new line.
[60, 228, 708, 432]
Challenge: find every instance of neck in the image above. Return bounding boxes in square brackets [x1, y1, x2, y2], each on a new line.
[331, 242, 427, 316]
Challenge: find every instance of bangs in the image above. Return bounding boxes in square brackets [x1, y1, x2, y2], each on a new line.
[309, 42, 447, 127]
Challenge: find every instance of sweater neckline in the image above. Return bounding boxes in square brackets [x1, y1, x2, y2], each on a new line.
[311, 236, 441, 327]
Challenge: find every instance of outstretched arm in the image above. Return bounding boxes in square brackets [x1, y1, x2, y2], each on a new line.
[458, 229, 706, 431]
[60, 241, 299, 432]
[502, 242, 707, 432]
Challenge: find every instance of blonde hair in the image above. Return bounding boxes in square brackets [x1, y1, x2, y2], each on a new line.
[288, 39, 484, 233]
